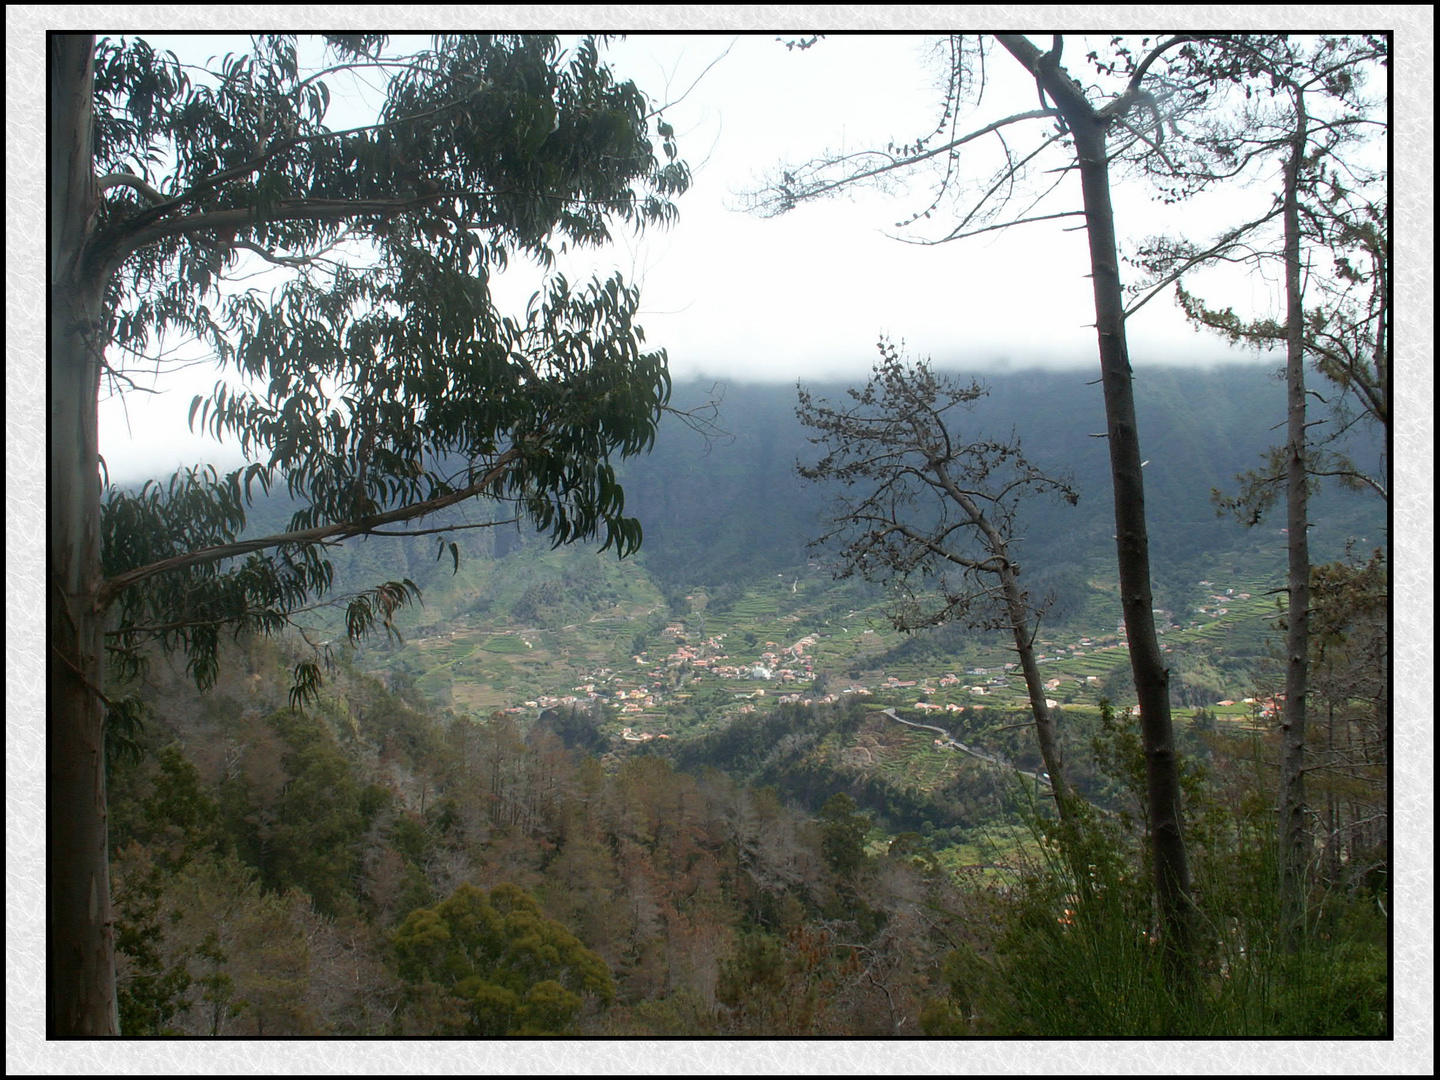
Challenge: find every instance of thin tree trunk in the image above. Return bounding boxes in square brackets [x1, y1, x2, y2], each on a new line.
[1000, 566, 1078, 827]
[996, 34, 1195, 990]
[1323, 700, 1341, 886]
[49, 33, 121, 1036]
[1278, 93, 1311, 950]
[931, 462, 1080, 829]
[1070, 112, 1194, 990]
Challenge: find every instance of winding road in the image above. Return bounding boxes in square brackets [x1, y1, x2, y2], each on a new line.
[880, 708, 1052, 791]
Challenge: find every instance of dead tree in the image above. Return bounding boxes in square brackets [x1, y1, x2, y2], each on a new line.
[797, 341, 1083, 828]
[752, 33, 1215, 987]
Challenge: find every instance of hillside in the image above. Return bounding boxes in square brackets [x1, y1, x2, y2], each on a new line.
[252, 362, 1383, 638]
[103, 363, 1389, 1037]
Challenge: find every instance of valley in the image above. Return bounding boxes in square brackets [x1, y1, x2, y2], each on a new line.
[363, 546, 1287, 740]
[101, 366, 1389, 1037]
[289, 365, 1385, 856]
[49, 28, 1394, 1042]
[319, 542, 1293, 891]
[298, 365, 1380, 764]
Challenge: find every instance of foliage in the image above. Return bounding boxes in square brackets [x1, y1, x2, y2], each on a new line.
[1131, 35, 1390, 509]
[715, 926, 849, 1033]
[816, 792, 871, 882]
[921, 746, 1390, 1036]
[101, 615, 1389, 1036]
[1146, 33, 1388, 953]
[76, 32, 1395, 1038]
[82, 30, 693, 703]
[112, 844, 318, 1035]
[391, 881, 614, 1035]
[267, 730, 390, 915]
[110, 743, 222, 1032]
[52, 31, 692, 1033]
[1305, 548, 1389, 903]
[112, 844, 198, 1035]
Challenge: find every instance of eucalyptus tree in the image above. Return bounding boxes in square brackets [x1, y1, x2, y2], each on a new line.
[49, 32, 689, 1035]
[749, 33, 1220, 988]
[797, 342, 1083, 828]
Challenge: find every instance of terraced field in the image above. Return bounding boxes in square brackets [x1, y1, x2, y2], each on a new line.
[361, 530, 1293, 755]
[834, 712, 962, 786]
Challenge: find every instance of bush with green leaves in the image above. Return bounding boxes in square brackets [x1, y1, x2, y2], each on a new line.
[391, 881, 614, 1035]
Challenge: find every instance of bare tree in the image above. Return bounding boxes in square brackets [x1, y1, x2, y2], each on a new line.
[797, 342, 1082, 827]
[751, 33, 1212, 986]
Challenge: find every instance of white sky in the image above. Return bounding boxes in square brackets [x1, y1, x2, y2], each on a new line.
[87, 27, 1365, 482]
[559, 32, 1287, 378]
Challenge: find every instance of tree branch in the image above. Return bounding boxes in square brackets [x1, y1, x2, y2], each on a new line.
[898, 210, 1087, 246]
[97, 172, 167, 205]
[1125, 204, 1286, 318]
[754, 108, 1060, 213]
[96, 448, 521, 609]
[116, 74, 495, 237]
[365, 516, 521, 538]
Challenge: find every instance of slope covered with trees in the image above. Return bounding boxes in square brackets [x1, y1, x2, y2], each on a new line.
[94, 351, 1388, 1036]
[99, 621, 1388, 1036]
[280, 363, 1384, 632]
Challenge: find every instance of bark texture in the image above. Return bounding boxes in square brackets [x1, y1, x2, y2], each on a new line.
[1278, 92, 1312, 950]
[49, 33, 121, 1036]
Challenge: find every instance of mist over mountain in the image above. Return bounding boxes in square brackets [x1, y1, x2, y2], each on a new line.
[160, 362, 1384, 635]
[614, 363, 1384, 589]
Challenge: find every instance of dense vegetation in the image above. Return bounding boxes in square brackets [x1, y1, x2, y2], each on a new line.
[105, 592, 1388, 1036]
[101, 364, 1389, 1035]
[267, 366, 1383, 637]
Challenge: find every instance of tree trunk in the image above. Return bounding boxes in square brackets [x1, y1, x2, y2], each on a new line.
[999, 565, 1078, 828]
[1322, 700, 1341, 887]
[49, 33, 120, 1036]
[1277, 94, 1311, 950]
[995, 34, 1195, 990]
[1070, 112, 1194, 989]
[933, 462, 1081, 831]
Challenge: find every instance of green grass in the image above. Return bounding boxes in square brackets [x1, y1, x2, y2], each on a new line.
[480, 634, 529, 654]
[924, 808, 1391, 1037]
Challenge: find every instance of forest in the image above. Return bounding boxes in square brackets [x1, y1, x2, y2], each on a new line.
[102, 573, 1390, 1037]
[40, 29, 1399, 1051]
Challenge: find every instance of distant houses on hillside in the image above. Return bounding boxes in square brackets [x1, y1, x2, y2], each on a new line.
[495, 575, 1262, 722]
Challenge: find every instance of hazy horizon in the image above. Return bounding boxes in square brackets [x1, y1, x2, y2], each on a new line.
[89, 31, 1305, 485]
[101, 356, 1284, 486]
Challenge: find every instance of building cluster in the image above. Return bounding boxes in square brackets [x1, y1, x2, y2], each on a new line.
[492, 574, 1255, 731]
[500, 627, 825, 727]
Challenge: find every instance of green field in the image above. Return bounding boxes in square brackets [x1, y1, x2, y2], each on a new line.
[360, 539, 1292, 765]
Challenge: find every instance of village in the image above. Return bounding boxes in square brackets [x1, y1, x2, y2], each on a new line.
[494, 619, 1124, 740]
[460, 569, 1282, 743]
